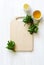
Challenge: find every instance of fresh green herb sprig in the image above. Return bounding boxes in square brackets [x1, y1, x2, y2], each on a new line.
[23, 15, 33, 24]
[6, 40, 16, 51]
[28, 24, 38, 34]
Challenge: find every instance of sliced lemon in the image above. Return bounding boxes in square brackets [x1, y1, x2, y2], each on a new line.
[23, 3, 29, 10]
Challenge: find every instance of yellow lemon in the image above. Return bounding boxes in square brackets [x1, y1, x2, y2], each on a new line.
[23, 3, 29, 10]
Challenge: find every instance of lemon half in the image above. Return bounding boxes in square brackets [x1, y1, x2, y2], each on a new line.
[23, 4, 29, 10]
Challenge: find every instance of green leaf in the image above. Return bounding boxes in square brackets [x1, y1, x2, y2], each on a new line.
[23, 15, 33, 24]
[28, 24, 38, 34]
[6, 40, 16, 51]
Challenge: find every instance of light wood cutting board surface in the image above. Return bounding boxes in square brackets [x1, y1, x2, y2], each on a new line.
[10, 17, 34, 52]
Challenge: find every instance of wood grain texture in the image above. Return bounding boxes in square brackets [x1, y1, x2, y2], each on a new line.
[10, 17, 34, 52]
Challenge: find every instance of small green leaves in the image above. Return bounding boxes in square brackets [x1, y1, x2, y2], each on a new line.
[28, 24, 38, 34]
[23, 15, 39, 34]
[23, 15, 33, 24]
[6, 40, 16, 51]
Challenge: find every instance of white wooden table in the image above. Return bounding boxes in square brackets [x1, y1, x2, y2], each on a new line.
[0, 0, 44, 65]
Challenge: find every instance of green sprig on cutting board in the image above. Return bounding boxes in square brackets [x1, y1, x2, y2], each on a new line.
[23, 15, 33, 24]
[28, 24, 38, 34]
[6, 40, 16, 51]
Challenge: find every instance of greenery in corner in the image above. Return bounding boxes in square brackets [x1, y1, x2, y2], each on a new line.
[23, 15, 39, 34]
[6, 40, 16, 51]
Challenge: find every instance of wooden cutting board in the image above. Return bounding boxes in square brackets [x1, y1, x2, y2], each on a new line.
[10, 17, 34, 52]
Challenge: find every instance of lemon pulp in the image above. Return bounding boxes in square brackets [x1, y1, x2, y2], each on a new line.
[24, 4, 29, 10]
